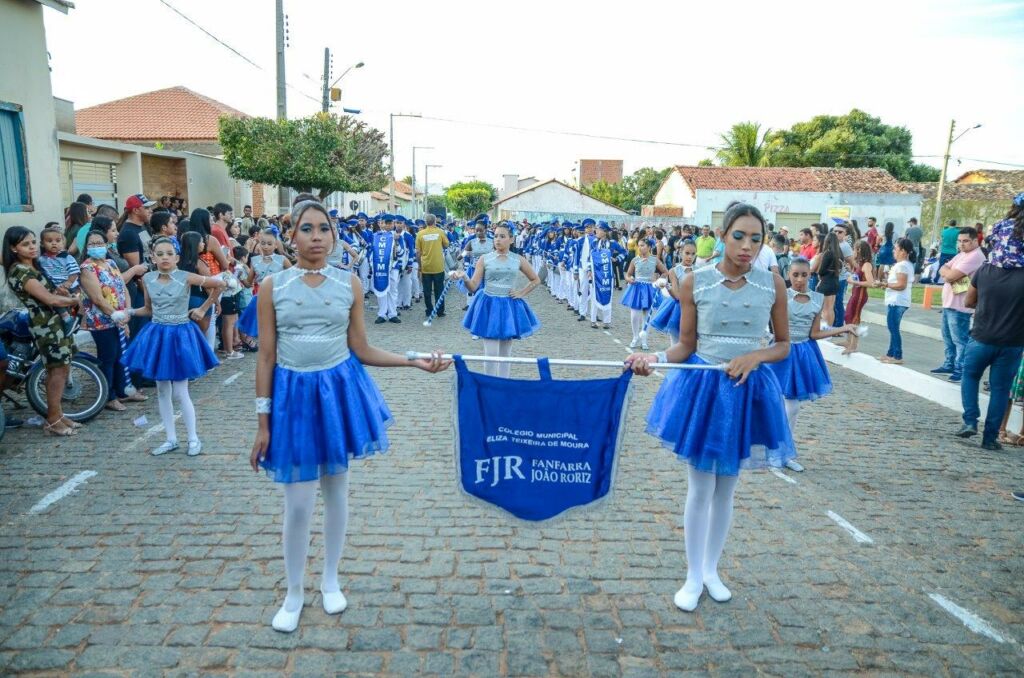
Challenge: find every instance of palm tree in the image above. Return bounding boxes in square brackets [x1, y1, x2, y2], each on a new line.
[715, 122, 771, 167]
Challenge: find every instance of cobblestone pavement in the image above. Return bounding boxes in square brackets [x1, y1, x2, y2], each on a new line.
[1, 280, 1022, 677]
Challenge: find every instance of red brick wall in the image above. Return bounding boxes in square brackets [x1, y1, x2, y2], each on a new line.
[580, 159, 623, 186]
[251, 183, 266, 217]
[641, 205, 683, 217]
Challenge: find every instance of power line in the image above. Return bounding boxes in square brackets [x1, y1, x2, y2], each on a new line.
[156, 0, 322, 105]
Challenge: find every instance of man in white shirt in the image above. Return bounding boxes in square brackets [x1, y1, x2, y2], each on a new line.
[753, 243, 779, 275]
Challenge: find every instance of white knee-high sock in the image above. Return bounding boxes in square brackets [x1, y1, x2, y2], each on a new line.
[172, 380, 198, 442]
[497, 340, 513, 379]
[156, 380, 176, 443]
[630, 309, 644, 340]
[784, 399, 801, 432]
[682, 467, 716, 591]
[320, 473, 349, 593]
[281, 481, 317, 612]
[703, 474, 739, 579]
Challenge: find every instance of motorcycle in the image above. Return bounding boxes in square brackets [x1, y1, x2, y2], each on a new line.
[0, 309, 108, 423]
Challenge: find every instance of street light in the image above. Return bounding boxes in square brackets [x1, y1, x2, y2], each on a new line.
[412, 146, 434, 219]
[389, 113, 422, 211]
[425, 164, 443, 218]
[329, 61, 364, 89]
[933, 120, 982, 238]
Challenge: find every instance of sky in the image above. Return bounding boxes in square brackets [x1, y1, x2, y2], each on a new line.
[43, 0, 1024, 192]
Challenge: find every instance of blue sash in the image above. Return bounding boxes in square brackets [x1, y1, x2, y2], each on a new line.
[592, 248, 613, 306]
[371, 231, 394, 292]
[454, 356, 633, 521]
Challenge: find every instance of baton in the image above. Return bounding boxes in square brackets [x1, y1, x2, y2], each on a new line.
[404, 352, 726, 370]
[423, 274, 459, 327]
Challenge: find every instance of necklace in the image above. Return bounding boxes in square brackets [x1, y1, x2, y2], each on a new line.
[296, 265, 330, 276]
[717, 263, 751, 283]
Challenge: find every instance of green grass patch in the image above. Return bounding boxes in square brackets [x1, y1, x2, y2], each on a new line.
[866, 285, 927, 305]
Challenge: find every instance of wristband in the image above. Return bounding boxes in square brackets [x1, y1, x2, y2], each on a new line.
[255, 397, 272, 414]
[655, 351, 668, 364]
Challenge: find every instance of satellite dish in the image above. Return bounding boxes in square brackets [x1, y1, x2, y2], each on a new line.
[349, 200, 359, 210]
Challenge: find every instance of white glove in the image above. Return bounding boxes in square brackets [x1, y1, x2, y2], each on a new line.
[220, 272, 241, 293]
[654, 277, 669, 289]
[110, 310, 129, 324]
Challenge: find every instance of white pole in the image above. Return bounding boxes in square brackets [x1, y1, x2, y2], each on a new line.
[404, 352, 726, 370]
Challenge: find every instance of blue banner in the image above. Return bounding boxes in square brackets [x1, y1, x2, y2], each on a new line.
[592, 248, 613, 306]
[453, 356, 633, 521]
[371, 231, 394, 292]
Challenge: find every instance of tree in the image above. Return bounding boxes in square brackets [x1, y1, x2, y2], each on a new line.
[764, 109, 940, 181]
[400, 175, 413, 186]
[697, 158, 715, 166]
[443, 180, 498, 218]
[219, 112, 389, 200]
[716, 121, 771, 167]
[425, 194, 447, 219]
[581, 167, 673, 212]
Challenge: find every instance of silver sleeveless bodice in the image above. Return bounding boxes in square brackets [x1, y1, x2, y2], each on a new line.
[252, 254, 286, 283]
[692, 265, 775, 364]
[271, 267, 353, 372]
[633, 256, 657, 282]
[144, 269, 190, 325]
[481, 252, 521, 297]
[787, 288, 824, 343]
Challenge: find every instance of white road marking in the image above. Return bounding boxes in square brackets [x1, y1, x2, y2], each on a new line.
[827, 510, 874, 544]
[771, 468, 797, 484]
[30, 471, 97, 514]
[612, 339, 622, 345]
[603, 330, 612, 336]
[818, 340, 1023, 432]
[928, 593, 1016, 644]
[223, 371, 243, 385]
[130, 414, 181, 447]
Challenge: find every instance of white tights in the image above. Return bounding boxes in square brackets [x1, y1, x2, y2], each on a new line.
[156, 380, 196, 443]
[281, 473, 350, 612]
[784, 399, 802, 432]
[630, 308, 646, 341]
[682, 467, 739, 592]
[481, 339, 513, 378]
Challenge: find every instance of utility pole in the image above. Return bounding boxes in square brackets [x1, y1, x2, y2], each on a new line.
[388, 113, 422, 213]
[932, 119, 955, 242]
[275, 0, 288, 213]
[412, 146, 433, 219]
[275, 0, 286, 120]
[321, 47, 330, 113]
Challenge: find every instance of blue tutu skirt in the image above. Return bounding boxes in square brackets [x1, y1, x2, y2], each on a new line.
[645, 355, 796, 476]
[462, 294, 540, 340]
[767, 339, 833, 402]
[237, 294, 259, 337]
[649, 295, 681, 337]
[621, 282, 659, 310]
[261, 355, 393, 483]
[123, 321, 219, 381]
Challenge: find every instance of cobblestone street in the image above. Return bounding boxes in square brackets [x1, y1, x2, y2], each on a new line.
[1, 286, 1022, 677]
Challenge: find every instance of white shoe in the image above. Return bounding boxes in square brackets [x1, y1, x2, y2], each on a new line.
[187, 440, 202, 456]
[271, 603, 302, 633]
[628, 338, 639, 349]
[321, 586, 348, 615]
[703, 574, 732, 603]
[641, 342, 650, 351]
[151, 440, 179, 456]
[673, 583, 702, 612]
[784, 459, 804, 472]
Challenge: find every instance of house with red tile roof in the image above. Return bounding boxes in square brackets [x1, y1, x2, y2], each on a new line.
[75, 86, 247, 155]
[654, 166, 921, 235]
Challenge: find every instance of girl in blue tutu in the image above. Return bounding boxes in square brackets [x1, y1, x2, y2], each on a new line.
[768, 258, 856, 471]
[650, 239, 698, 344]
[237, 229, 291, 338]
[121, 237, 226, 456]
[622, 238, 668, 350]
[627, 201, 795, 613]
[248, 200, 448, 634]
[455, 222, 541, 378]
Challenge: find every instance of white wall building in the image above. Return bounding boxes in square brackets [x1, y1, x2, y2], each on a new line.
[1, 0, 72, 235]
[655, 166, 921, 234]
[492, 178, 629, 222]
